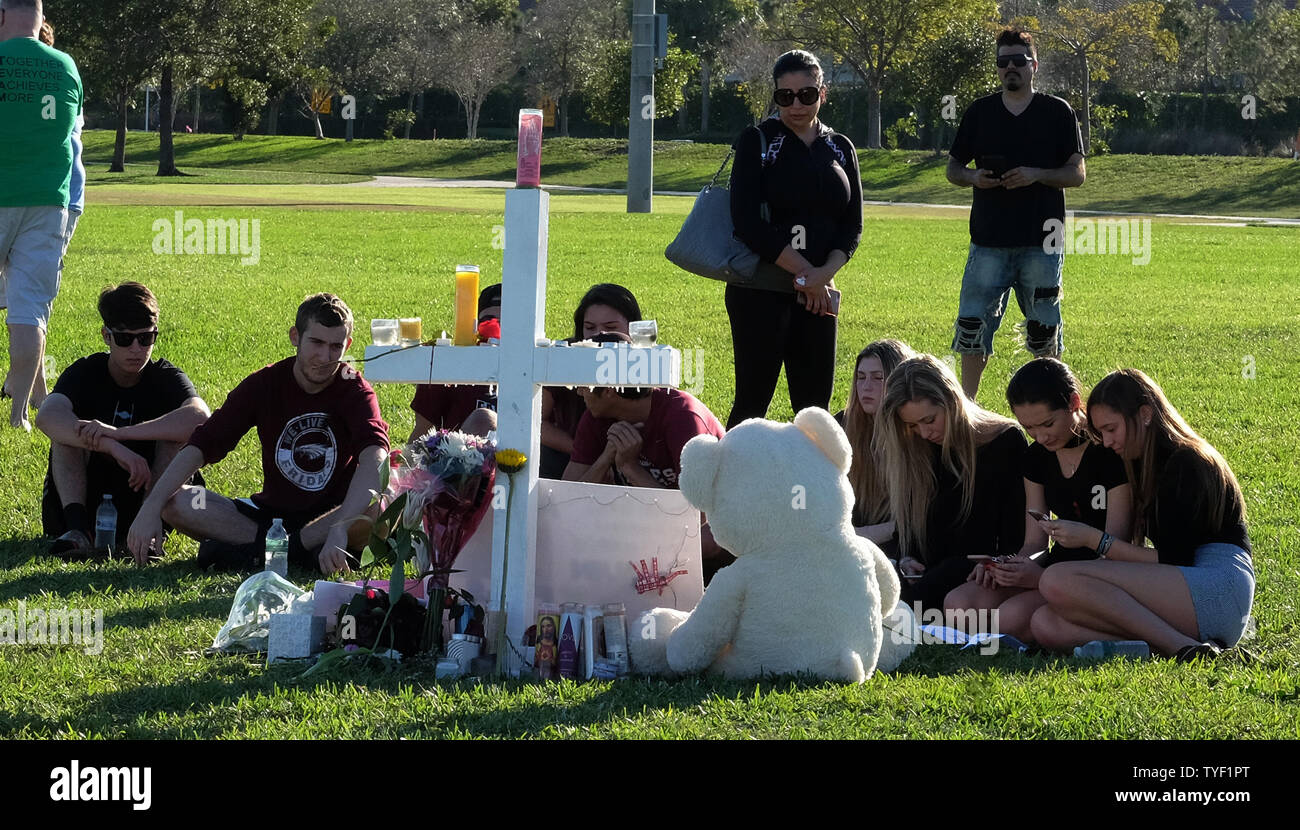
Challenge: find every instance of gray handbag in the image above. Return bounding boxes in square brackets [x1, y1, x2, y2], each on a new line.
[664, 130, 770, 284]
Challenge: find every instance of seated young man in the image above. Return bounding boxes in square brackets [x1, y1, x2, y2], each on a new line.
[126, 293, 389, 574]
[409, 282, 501, 441]
[36, 282, 210, 556]
[562, 332, 729, 574]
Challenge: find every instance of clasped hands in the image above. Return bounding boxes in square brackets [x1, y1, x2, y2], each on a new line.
[78, 419, 151, 492]
[793, 264, 837, 316]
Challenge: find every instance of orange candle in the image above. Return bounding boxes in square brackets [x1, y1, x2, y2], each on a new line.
[454, 265, 480, 346]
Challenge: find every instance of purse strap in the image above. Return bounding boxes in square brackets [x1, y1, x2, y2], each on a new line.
[710, 126, 768, 188]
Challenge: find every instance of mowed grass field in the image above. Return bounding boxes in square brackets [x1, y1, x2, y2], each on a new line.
[0, 170, 1297, 739]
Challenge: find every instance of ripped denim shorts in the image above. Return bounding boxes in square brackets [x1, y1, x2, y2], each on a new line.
[951, 243, 1064, 357]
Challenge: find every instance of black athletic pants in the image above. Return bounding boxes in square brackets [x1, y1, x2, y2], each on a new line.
[724, 284, 837, 428]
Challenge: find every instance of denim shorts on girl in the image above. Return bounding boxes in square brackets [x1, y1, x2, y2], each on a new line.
[951, 243, 1063, 357]
[1178, 542, 1255, 647]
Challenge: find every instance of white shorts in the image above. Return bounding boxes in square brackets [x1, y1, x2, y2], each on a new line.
[0, 205, 68, 330]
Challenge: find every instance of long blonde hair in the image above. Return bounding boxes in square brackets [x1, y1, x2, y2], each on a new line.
[1086, 368, 1245, 544]
[875, 354, 1020, 561]
[844, 339, 916, 526]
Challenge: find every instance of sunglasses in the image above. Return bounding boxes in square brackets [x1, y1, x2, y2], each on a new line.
[996, 53, 1034, 68]
[108, 329, 159, 347]
[773, 86, 821, 107]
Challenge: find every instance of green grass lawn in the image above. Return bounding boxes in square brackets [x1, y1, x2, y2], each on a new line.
[82, 129, 1300, 218]
[0, 178, 1297, 739]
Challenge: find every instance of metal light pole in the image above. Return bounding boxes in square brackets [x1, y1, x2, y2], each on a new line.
[627, 0, 655, 213]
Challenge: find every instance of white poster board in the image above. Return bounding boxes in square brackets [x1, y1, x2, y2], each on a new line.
[451, 479, 704, 623]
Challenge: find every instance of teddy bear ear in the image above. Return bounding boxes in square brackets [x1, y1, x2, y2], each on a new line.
[679, 433, 721, 513]
[794, 407, 851, 472]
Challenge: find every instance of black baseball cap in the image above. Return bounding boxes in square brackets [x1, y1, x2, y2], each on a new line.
[478, 283, 502, 314]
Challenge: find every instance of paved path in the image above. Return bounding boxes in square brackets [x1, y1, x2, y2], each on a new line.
[350, 175, 1300, 225]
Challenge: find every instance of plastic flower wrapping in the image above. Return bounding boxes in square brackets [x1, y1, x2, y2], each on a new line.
[389, 429, 497, 587]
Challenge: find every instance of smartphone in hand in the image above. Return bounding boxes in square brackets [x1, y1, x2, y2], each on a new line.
[795, 288, 842, 316]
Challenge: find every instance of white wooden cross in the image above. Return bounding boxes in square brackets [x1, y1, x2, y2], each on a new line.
[362, 189, 682, 674]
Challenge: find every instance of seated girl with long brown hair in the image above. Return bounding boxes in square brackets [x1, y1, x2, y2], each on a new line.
[943, 358, 1132, 642]
[839, 339, 917, 558]
[875, 354, 1027, 612]
[1030, 369, 1253, 660]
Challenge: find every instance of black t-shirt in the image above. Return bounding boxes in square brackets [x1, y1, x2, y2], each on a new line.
[923, 424, 1027, 564]
[948, 92, 1084, 247]
[43, 354, 198, 529]
[730, 117, 863, 271]
[1023, 440, 1128, 567]
[52, 354, 198, 464]
[1146, 444, 1252, 567]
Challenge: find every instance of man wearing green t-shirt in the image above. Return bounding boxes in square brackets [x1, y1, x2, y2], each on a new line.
[0, 0, 82, 431]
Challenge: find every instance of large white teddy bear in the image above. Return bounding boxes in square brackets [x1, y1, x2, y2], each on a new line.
[629, 408, 917, 682]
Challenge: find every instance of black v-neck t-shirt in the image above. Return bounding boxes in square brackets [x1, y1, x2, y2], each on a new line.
[924, 424, 1028, 563]
[948, 92, 1084, 247]
[1023, 440, 1128, 567]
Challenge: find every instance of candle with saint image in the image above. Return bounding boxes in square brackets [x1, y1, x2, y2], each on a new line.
[454, 264, 479, 346]
[516, 109, 543, 187]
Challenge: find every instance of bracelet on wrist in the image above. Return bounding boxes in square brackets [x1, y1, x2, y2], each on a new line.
[1096, 532, 1115, 559]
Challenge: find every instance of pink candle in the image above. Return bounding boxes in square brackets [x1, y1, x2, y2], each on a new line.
[517, 108, 543, 188]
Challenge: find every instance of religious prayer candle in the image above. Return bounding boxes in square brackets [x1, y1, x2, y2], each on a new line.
[399, 318, 422, 345]
[516, 109, 543, 188]
[535, 603, 561, 681]
[454, 265, 479, 346]
[558, 602, 582, 679]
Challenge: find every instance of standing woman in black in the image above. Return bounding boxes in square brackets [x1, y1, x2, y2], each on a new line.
[726, 49, 863, 427]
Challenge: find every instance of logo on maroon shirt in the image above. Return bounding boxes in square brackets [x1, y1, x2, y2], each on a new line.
[275, 413, 337, 492]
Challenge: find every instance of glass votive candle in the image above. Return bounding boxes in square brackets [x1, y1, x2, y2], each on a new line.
[399, 318, 422, 345]
[629, 319, 658, 347]
[371, 318, 399, 346]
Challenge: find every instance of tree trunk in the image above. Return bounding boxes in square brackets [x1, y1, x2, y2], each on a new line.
[405, 90, 415, 139]
[267, 93, 281, 135]
[700, 59, 711, 135]
[560, 96, 570, 138]
[313, 110, 325, 139]
[1080, 52, 1091, 154]
[194, 83, 201, 133]
[112, 86, 128, 172]
[157, 64, 181, 176]
[465, 98, 476, 139]
[866, 83, 882, 149]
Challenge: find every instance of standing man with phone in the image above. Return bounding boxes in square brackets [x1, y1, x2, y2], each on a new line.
[946, 28, 1085, 401]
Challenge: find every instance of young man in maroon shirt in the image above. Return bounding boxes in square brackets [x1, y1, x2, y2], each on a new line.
[126, 294, 389, 574]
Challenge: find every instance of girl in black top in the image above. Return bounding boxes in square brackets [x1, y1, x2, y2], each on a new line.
[726, 49, 862, 427]
[875, 355, 1027, 612]
[944, 358, 1133, 641]
[1031, 369, 1254, 659]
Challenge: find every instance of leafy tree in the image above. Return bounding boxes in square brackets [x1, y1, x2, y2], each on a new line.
[716, 15, 792, 124]
[659, 0, 759, 132]
[1033, 1, 1178, 153]
[586, 39, 700, 128]
[521, 0, 622, 136]
[780, 0, 993, 149]
[887, 8, 999, 152]
[437, 17, 519, 138]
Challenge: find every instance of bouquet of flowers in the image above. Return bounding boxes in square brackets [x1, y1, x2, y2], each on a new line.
[389, 429, 497, 652]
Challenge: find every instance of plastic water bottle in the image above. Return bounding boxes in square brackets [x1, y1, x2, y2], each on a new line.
[265, 519, 289, 577]
[94, 495, 117, 553]
[1074, 639, 1150, 659]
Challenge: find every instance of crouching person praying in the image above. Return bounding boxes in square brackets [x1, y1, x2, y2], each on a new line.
[127, 293, 389, 574]
[561, 332, 731, 580]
